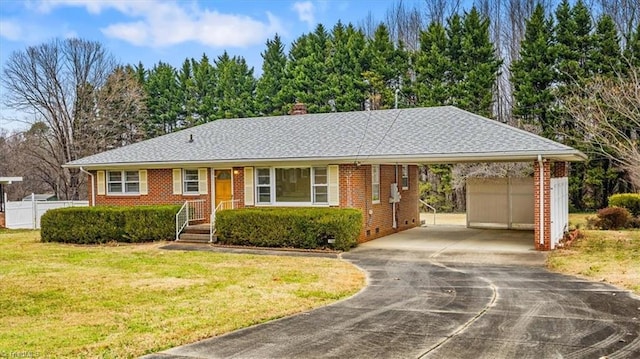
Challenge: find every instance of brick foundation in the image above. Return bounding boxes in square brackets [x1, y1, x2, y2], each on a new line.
[339, 164, 419, 243]
[0, 212, 5, 228]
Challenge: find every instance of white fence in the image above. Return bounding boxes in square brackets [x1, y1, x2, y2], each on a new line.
[4, 194, 89, 229]
[550, 177, 569, 249]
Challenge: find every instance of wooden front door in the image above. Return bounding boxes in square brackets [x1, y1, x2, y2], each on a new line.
[214, 169, 232, 207]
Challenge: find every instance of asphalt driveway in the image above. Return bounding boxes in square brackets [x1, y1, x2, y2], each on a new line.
[144, 240, 640, 359]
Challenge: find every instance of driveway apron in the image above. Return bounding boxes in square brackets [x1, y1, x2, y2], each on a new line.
[144, 247, 640, 359]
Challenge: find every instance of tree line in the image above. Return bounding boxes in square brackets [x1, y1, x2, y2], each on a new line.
[1, 0, 639, 211]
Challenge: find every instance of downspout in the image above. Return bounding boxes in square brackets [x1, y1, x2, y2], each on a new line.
[393, 164, 398, 229]
[537, 155, 544, 246]
[79, 167, 95, 207]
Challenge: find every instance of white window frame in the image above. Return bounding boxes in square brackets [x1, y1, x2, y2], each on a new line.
[372, 165, 380, 204]
[312, 167, 328, 204]
[256, 168, 272, 204]
[255, 166, 329, 206]
[183, 169, 200, 195]
[107, 170, 140, 195]
[401, 165, 409, 190]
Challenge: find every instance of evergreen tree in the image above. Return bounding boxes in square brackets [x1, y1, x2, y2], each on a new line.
[144, 62, 182, 137]
[326, 22, 368, 111]
[445, 13, 465, 103]
[256, 34, 287, 116]
[191, 54, 217, 124]
[624, 23, 640, 67]
[363, 23, 407, 109]
[415, 21, 450, 106]
[281, 24, 332, 113]
[458, 7, 501, 117]
[214, 51, 256, 119]
[554, 0, 578, 87]
[511, 3, 556, 134]
[591, 14, 621, 76]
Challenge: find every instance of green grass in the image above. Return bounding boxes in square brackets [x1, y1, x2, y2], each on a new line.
[548, 229, 640, 294]
[0, 230, 365, 358]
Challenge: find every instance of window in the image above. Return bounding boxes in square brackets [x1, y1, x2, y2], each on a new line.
[183, 169, 199, 194]
[372, 165, 380, 203]
[401, 165, 409, 190]
[107, 170, 139, 194]
[255, 167, 329, 204]
[256, 168, 271, 204]
[276, 168, 311, 202]
[313, 167, 328, 203]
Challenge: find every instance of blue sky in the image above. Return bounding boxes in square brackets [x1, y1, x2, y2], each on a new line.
[0, 0, 421, 130]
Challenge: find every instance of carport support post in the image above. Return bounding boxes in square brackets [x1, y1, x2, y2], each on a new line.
[534, 160, 551, 251]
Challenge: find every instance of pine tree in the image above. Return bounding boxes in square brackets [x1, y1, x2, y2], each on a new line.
[415, 21, 450, 106]
[363, 23, 407, 109]
[458, 7, 501, 117]
[281, 24, 331, 113]
[554, 0, 578, 87]
[214, 51, 256, 119]
[624, 23, 640, 67]
[326, 23, 368, 111]
[144, 62, 182, 137]
[591, 14, 621, 76]
[511, 3, 556, 134]
[256, 34, 287, 116]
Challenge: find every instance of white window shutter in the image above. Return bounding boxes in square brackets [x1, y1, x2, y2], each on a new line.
[139, 170, 148, 195]
[172, 169, 182, 195]
[96, 171, 105, 195]
[198, 168, 208, 194]
[328, 165, 339, 206]
[244, 167, 254, 206]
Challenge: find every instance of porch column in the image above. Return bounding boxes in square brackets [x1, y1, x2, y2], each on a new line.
[534, 160, 552, 251]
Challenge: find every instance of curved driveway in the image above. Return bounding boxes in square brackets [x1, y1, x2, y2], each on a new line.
[147, 232, 640, 358]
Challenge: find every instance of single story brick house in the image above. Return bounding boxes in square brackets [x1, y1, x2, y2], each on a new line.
[65, 106, 585, 250]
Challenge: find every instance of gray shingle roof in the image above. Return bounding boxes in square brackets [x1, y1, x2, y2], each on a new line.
[66, 106, 585, 168]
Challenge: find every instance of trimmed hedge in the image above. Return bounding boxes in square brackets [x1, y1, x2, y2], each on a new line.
[41, 205, 180, 244]
[215, 207, 362, 251]
[609, 193, 640, 216]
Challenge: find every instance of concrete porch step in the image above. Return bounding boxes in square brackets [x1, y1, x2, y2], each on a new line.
[183, 224, 211, 234]
[178, 233, 211, 242]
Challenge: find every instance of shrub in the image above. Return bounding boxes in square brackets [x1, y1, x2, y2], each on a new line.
[215, 208, 362, 251]
[608, 193, 640, 216]
[595, 207, 631, 230]
[41, 205, 180, 244]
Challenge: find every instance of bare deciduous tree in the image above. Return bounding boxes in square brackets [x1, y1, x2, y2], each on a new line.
[1, 39, 145, 200]
[566, 67, 640, 189]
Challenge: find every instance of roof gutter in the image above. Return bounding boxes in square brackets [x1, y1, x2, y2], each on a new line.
[63, 150, 588, 170]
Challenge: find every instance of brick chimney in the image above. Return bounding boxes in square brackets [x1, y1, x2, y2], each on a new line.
[289, 102, 307, 115]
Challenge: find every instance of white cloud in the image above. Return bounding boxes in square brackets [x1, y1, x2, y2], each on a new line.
[31, 0, 285, 48]
[0, 20, 23, 41]
[292, 1, 315, 27]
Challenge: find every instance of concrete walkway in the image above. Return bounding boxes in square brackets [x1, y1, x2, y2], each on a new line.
[359, 225, 544, 266]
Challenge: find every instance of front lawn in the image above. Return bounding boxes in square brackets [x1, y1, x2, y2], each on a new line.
[0, 230, 365, 357]
[547, 229, 640, 294]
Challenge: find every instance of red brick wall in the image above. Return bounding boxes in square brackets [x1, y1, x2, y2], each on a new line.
[339, 164, 419, 243]
[533, 161, 552, 251]
[93, 169, 212, 218]
[90, 165, 420, 243]
[232, 167, 245, 208]
[0, 212, 5, 228]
